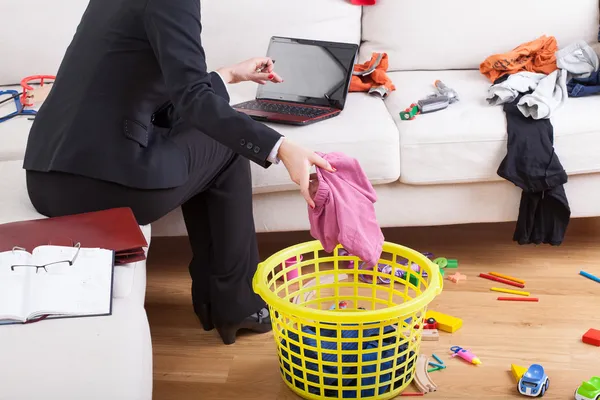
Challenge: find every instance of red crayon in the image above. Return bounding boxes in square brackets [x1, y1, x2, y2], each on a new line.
[400, 393, 424, 397]
[497, 297, 539, 302]
[479, 273, 525, 288]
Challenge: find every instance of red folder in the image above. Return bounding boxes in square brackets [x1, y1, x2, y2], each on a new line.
[0, 207, 148, 264]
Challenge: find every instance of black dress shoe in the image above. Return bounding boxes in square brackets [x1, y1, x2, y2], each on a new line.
[215, 308, 272, 345]
[195, 303, 215, 331]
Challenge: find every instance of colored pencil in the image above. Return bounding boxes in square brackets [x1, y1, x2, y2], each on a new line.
[431, 353, 444, 364]
[580, 270, 600, 284]
[489, 272, 525, 284]
[400, 393, 424, 397]
[479, 273, 525, 288]
[497, 297, 539, 302]
[490, 287, 530, 296]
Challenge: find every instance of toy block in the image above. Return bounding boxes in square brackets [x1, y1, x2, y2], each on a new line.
[582, 328, 600, 346]
[511, 364, 527, 382]
[421, 329, 439, 341]
[425, 310, 462, 333]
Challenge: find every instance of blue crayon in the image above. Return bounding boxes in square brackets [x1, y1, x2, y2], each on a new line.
[431, 353, 444, 365]
[580, 270, 600, 284]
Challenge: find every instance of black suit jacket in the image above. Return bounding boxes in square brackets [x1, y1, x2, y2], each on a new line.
[23, 0, 282, 189]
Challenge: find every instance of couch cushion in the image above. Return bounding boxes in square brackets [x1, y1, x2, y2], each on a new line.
[0, 297, 152, 400]
[200, 0, 361, 72]
[0, 160, 151, 301]
[360, 0, 599, 71]
[0, 86, 34, 161]
[225, 83, 400, 194]
[0, 0, 89, 85]
[384, 70, 600, 185]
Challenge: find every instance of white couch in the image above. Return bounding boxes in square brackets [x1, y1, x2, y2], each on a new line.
[1, 0, 600, 398]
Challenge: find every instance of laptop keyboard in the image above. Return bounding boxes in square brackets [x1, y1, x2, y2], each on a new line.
[235, 100, 331, 118]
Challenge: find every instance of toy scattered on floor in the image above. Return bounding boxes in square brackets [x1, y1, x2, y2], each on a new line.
[427, 358, 446, 372]
[399, 81, 459, 120]
[425, 310, 462, 333]
[489, 272, 526, 284]
[582, 328, 600, 347]
[517, 364, 549, 397]
[479, 273, 525, 288]
[447, 272, 466, 283]
[575, 376, 600, 400]
[498, 297, 539, 302]
[491, 287, 530, 296]
[414, 355, 438, 393]
[450, 346, 481, 365]
[421, 329, 440, 341]
[399, 393, 424, 397]
[511, 364, 528, 383]
[580, 270, 600, 284]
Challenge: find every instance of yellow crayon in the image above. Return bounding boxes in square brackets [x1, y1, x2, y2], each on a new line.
[490, 287, 530, 296]
[489, 272, 525, 284]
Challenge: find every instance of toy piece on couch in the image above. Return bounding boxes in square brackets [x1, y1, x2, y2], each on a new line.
[400, 80, 459, 120]
[350, 52, 396, 98]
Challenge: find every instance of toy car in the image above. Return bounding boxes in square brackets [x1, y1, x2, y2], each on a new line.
[414, 317, 438, 330]
[518, 364, 549, 397]
[575, 377, 600, 400]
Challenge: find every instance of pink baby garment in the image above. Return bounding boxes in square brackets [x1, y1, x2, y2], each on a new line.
[308, 152, 384, 266]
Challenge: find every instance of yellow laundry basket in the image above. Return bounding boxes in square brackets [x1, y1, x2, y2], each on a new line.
[253, 241, 443, 400]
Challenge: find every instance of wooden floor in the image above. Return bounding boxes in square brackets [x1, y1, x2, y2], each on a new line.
[146, 218, 600, 400]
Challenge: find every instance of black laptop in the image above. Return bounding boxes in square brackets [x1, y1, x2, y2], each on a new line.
[232, 36, 358, 126]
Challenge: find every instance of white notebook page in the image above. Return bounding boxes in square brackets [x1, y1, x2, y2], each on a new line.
[0, 249, 33, 320]
[26, 246, 114, 318]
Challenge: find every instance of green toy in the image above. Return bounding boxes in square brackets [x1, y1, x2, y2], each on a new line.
[575, 377, 600, 400]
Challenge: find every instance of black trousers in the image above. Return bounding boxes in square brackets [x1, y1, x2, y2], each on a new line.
[25, 125, 265, 325]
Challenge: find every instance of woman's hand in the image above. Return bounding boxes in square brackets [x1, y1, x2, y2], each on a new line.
[277, 138, 335, 208]
[217, 57, 284, 85]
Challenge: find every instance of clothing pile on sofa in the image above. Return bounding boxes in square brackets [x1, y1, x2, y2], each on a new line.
[279, 323, 414, 398]
[480, 35, 600, 245]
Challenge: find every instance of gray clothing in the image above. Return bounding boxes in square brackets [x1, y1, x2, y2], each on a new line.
[517, 69, 568, 120]
[556, 40, 599, 80]
[486, 72, 546, 106]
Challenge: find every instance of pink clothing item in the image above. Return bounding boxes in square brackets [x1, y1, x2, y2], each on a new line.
[308, 152, 384, 267]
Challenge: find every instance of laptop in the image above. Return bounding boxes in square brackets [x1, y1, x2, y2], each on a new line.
[232, 36, 359, 126]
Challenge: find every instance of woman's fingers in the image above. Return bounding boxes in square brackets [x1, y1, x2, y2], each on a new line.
[253, 72, 283, 83]
[300, 170, 315, 208]
[310, 153, 335, 173]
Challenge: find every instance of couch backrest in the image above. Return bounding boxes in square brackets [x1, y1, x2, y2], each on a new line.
[199, 0, 361, 72]
[0, 0, 90, 86]
[359, 0, 600, 71]
[0, 0, 361, 86]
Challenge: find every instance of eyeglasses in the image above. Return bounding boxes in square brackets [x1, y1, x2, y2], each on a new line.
[10, 242, 81, 274]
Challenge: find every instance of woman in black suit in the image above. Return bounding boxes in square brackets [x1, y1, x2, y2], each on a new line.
[23, 0, 334, 345]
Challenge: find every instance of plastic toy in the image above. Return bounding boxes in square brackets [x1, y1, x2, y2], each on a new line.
[575, 376, 600, 400]
[518, 364, 549, 397]
[511, 364, 528, 382]
[434, 80, 459, 103]
[582, 328, 600, 347]
[283, 255, 302, 280]
[479, 273, 525, 288]
[450, 346, 481, 365]
[491, 287, 530, 296]
[489, 272, 525, 284]
[580, 270, 600, 284]
[447, 272, 466, 283]
[498, 297, 539, 302]
[425, 310, 462, 333]
[399, 81, 459, 121]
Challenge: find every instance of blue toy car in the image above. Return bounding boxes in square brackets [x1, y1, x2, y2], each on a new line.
[518, 364, 549, 397]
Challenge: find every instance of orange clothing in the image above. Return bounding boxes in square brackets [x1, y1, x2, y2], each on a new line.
[480, 35, 558, 83]
[350, 52, 395, 97]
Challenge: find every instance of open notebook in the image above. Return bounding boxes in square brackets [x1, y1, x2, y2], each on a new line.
[0, 244, 114, 324]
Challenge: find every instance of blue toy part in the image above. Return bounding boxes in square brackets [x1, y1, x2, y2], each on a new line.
[0, 89, 37, 123]
[518, 364, 549, 397]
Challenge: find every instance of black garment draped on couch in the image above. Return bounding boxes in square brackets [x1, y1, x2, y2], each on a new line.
[496, 90, 571, 245]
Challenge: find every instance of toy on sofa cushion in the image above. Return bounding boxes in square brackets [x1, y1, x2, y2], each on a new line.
[575, 377, 600, 400]
[518, 364, 549, 397]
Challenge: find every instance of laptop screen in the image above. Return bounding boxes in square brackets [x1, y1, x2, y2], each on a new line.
[256, 37, 358, 109]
